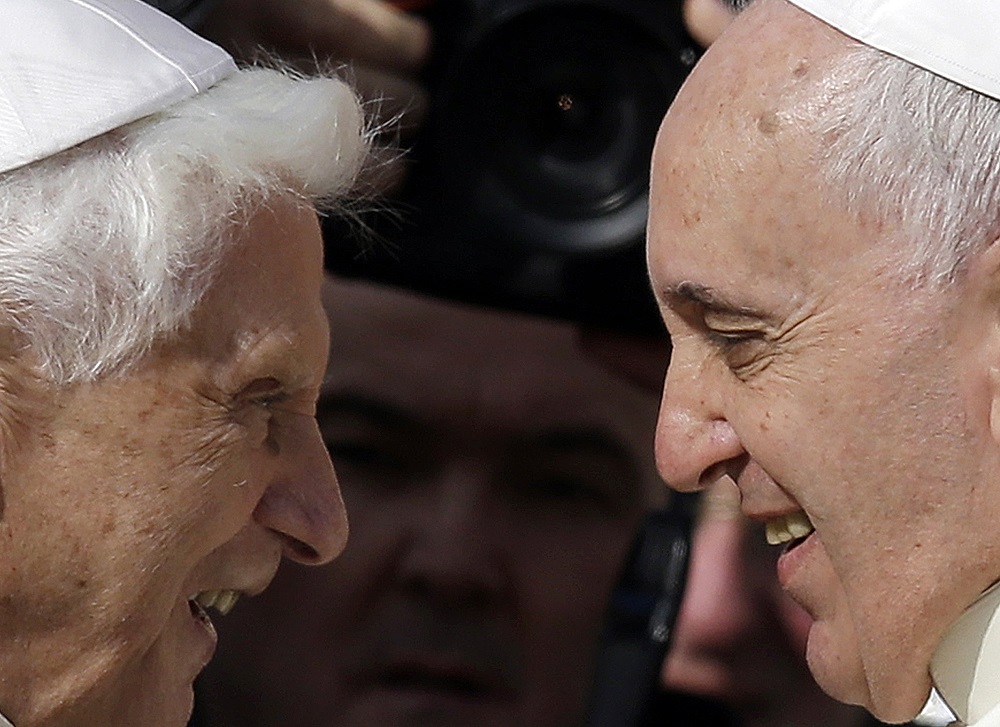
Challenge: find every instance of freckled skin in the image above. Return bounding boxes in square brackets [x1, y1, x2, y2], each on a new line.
[197, 277, 664, 727]
[0, 198, 345, 727]
[648, 0, 1000, 721]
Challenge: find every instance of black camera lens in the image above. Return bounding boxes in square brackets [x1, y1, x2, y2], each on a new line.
[434, 3, 692, 256]
[325, 0, 701, 333]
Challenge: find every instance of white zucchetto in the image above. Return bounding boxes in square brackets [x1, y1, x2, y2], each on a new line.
[785, 0, 1000, 102]
[0, 0, 236, 175]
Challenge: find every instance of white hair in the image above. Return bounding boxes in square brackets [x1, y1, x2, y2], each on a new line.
[0, 65, 369, 383]
[815, 43, 1000, 285]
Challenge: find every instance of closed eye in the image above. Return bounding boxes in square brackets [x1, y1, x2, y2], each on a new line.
[701, 315, 773, 376]
[232, 377, 290, 453]
[706, 326, 766, 348]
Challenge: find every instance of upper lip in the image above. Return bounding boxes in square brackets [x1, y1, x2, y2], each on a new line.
[187, 559, 281, 612]
[716, 465, 804, 525]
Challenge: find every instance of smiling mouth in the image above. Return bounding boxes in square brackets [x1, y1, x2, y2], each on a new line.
[189, 589, 242, 620]
[765, 511, 815, 546]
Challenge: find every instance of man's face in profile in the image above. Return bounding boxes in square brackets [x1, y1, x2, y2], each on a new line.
[647, 0, 1000, 721]
[197, 276, 663, 727]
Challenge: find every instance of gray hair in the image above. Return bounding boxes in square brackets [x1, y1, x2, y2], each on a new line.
[0, 66, 368, 383]
[815, 43, 1000, 285]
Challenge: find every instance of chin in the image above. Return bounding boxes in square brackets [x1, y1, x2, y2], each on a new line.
[804, 619, 869, 708]
[103, 666, 198, 727]
[805, 620, 931, 724]
[866, 676, 934, 725]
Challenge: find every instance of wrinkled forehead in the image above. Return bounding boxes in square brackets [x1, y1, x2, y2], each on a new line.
[649, 0, 873, 287]
[662, 0, 853, 155]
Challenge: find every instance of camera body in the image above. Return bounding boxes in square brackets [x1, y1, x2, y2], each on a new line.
[326, 0, 701, 333]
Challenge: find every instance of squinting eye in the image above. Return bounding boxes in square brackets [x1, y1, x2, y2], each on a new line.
[233, 377, 288, 454]
[255, 392, 289, 410]
[705, 328, 771, 377]
[706, 328, 764, 348]
[238, 377, 287, 408]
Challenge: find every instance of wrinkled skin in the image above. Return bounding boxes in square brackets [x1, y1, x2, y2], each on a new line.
[647, 0, 1000, 721]
[197, 278, 664, 727]
[0, 199, 346, 727]
[662, 480, 873, 727]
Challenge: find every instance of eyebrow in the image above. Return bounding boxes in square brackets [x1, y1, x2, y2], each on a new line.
[662, 281, 766, 317]
[527, 428, 645, 500]
[318, 392, 639, 464]
[529, 428, 638, 465]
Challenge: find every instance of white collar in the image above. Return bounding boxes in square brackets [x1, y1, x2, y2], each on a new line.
[0, 711, 12, 727]
[931, 582, 1000, 724]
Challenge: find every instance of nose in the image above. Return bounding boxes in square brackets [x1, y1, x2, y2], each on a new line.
[396, 466, 507, 608]
[254, 414, 348, 565]
[655, 354, 743, 492]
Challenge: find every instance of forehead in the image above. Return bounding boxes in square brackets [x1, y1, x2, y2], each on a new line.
[649, 0, 884, 304]
[181, 200, 328, 389]
[322, 278, 658, 441]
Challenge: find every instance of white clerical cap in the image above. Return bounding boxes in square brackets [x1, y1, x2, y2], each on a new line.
[0, 0, 236, 175]
[784, 0, 1000, 102]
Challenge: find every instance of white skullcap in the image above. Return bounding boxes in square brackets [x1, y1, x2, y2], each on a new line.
[785, 0, 1000, 102]
[0, 0, 236, 175]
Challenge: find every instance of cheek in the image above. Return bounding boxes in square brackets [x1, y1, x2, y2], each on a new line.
[516, 523, 633, 675]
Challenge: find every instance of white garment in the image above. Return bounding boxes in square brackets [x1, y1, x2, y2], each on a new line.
[0, 712, 12, 727]
[972, 703, 1000, 727]
[784, 0, 1000, 103]
[931, 583, 1000, 726]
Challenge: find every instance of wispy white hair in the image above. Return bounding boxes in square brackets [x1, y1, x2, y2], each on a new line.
[0, 65, 368, 383]
[815, 43, 1000, 285]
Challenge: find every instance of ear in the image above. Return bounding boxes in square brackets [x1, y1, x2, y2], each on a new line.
[961, 239, 1000, 446]
[0, 328, 49, 521]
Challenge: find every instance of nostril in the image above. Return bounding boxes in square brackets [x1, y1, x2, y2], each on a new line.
[279, 533, 320, 563]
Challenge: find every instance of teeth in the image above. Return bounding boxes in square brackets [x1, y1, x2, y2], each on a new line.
[765, 511, 815, 546]
[193, 589, 241, 616]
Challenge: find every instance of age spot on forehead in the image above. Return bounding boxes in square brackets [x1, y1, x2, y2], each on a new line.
[793, 59, 810, 78]
[757, 110, 783, 135]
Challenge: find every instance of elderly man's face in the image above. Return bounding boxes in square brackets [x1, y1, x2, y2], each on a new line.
[661, 481, 873, 727]
[196, 277, 663, 727]
[647, 0, 1000, 722]
[0, 200, 345, 726]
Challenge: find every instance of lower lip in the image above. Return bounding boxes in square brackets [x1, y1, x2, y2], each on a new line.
[775, 530, 819, 590]
[187, 599, 218, 670]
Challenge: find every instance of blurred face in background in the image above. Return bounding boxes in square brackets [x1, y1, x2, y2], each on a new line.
[196, 276, 664, 727]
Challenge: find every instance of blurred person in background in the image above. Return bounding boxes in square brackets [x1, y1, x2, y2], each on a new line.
[191, 275, 884, 727]
[174, 0, 933, 725]
[193, 274, 664, 727]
